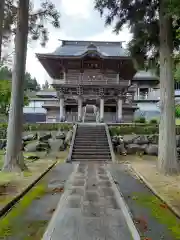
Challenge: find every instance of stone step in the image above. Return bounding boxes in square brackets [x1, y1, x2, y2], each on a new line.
[73, 146, 110, 150]
[76, 132, 107, 136]
[76, 131, 106, 134]
[71, 157, 111, 161]
[74, 140, 108, 143]
[76, 136, 106, 138]
[74, 145, 109, 148]
[75, 138, 107, 141]
[71, 159, 108, 162]
[74, 143, 109, 146]
[77, 127, 105, 130]
[76, 133, 106, 135]
[77, 128, 105, 130]
[74, 147, 109, 151]
[71, 154, 111, 159]
[75, 139, 108, 142]
[72, 152, 111, 156]
[77, 133, 105, 135]
[72, 148, 110, 152]
[77, 131, 105, 133]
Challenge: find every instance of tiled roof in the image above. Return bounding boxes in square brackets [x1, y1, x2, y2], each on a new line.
[36, 90, 57, 98]
[52, 40, 129, 58]
[133, 70, 158, 80]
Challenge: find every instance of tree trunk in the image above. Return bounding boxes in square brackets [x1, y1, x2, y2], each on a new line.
[2, 0, 30, 172]
[158, 0, 179, 174]
[0, 0, 5, 62]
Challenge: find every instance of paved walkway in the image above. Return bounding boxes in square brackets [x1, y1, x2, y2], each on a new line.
[42, 163, 140, 240]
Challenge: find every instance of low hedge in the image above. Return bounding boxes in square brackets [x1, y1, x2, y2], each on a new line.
[109, 125, 180, 135]
[0, 123, 73, 138]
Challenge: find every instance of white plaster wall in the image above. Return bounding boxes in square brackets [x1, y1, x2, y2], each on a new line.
[137, 102, 160, 112]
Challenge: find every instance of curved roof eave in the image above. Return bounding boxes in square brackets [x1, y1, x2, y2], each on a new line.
[133, 70, 159, 81]
[36, 52, 132, 60]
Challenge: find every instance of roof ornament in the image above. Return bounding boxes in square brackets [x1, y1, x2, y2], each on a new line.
[87, 43, 97, 50]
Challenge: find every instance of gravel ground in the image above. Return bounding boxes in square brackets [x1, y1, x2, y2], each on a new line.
[108, 163, 178, 240]
[0, 163, 75, 240]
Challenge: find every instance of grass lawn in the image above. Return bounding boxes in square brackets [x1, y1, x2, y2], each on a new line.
[176, 118, 180, 125]
[0, 149, 69, 211]
[0, 151, 4, 168]
[0, 150, 47, 169]
[116, 154, 180, 220]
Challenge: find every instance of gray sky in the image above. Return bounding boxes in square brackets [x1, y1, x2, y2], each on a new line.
[26, 0, 131, 84]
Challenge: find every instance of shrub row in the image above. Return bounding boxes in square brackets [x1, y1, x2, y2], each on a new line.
[134, 117, 158, 124]
[0, 123, 73, 138]
[109, 125, 180, 135]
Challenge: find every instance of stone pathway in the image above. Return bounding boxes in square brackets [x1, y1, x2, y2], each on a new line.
[43, 162, 139, 240]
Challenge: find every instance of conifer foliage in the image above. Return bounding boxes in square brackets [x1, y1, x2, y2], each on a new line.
[95, 0, 180, 174]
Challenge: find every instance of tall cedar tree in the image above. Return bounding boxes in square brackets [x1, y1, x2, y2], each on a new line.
[2, 0, 60, 171]
[0, 0, 60, 62]
[94, 0, 180, 174]
[0, 0, 5, 62]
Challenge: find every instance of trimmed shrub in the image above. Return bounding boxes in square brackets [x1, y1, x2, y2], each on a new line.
[109, 124, 180, 136]
[134, 117, 146, 123]
[175, 105, 180, 118]
[149, 119, 158, 124]
[109, 125, 158, 135]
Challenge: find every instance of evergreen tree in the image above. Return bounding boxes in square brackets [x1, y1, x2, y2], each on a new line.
[94, 0, 180, 174]
[3, 0, 60, 172]
[0, 0, 5, 62]
[42, 80, 50, 89]
[24, 72, 40, 91]
[0, 67, 40, 91]
[0, 0, 60, 63]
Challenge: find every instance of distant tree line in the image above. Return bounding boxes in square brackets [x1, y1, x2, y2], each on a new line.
[0, 66, 41, 91]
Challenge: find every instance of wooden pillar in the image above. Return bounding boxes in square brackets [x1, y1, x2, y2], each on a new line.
[59, 95, 65, 122]
[78, 96, 83, 122]
[117, 95, 123, 122]
[100, 97, 104, 122]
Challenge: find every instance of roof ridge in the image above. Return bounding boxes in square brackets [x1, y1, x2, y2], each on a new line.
[60, 40, 124, 46]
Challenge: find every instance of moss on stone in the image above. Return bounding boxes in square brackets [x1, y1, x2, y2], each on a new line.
[132, 193, 180, 239]
[23, 220, 48, 240]
[0, 182, 46, 237]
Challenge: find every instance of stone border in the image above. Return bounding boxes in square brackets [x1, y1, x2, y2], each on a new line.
[0, 161, 57, 218]
[105, 124, 116, 163]
[66, 123, 77, 162]
[42, 163, 79, 240]
[130, 165, 180, 220]
[107, 168, 141, 240]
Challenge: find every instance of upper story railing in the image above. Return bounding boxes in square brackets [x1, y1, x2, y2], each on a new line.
[52, 69, 130, 86]
[134, 89, 160, 101]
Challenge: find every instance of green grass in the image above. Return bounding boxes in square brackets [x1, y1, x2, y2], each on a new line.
[0, 183, 47, 238]
[0, 151, 4, 168]
[133, 193, 180, 239]
[176, 119, 180, 125]
[0, 151, 46, 168]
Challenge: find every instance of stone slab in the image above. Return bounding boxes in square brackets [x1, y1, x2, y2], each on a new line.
[43, 163, 138, 240]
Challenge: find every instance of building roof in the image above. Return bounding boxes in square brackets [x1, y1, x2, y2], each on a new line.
[36, 90, 57, 98]
[38, 40, 130, 59]
[133, 70, 158, 81]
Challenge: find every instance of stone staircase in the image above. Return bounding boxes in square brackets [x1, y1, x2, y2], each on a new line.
[71, 124, 112, 162]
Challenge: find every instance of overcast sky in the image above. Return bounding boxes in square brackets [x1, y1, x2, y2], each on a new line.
[26, 0, 131, 85]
